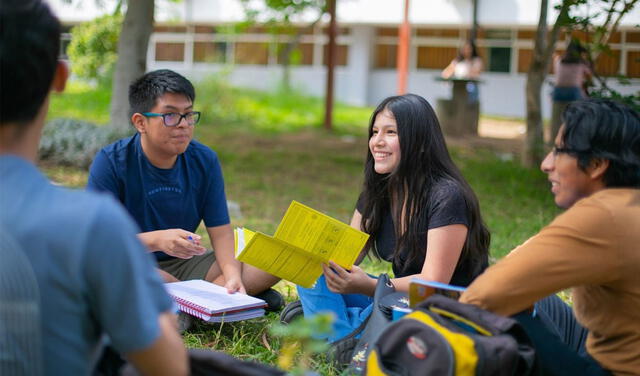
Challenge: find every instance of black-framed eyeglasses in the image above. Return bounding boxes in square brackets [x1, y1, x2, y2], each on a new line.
[142, 111, 201, 127]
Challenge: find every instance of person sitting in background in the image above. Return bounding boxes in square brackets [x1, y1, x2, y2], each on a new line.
[461, 99, 640, 376]
[441, 40, 483, 103]
[296, 93, 490, 343]
[0, 1, 188, 375]
[550, 39, 592, 143]
[87, 69, 283, 311]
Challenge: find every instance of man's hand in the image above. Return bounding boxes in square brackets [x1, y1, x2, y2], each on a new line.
[138, 229, 206, 259]
[323, 261, 376, 296]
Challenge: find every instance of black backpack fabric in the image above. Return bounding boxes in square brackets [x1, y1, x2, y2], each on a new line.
[364, 294, 536, 376]
[328, 274, 408, 369]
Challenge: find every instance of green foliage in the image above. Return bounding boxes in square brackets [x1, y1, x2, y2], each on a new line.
[270, 314, 333, 374]
[589, 77, 640, 112]
[39, 118, 131, 168]
[240, 0, 326, 23]
[558, 0, 640, 108]
[67, 13, 122, 83]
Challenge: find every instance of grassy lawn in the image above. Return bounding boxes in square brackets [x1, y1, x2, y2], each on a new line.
[43, 80, 559, 374]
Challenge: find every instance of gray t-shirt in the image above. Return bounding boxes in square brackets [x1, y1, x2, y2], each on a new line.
[0, 156, 173, 375]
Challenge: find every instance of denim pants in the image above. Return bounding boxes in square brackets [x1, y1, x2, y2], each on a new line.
[297, 275, 373, 343]
[516, 294, 611, 376]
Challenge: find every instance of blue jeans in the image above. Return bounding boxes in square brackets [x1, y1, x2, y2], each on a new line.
[296, 275, 373, 343]
[515, 295, 611, 376]
[552, 86, 583, 102]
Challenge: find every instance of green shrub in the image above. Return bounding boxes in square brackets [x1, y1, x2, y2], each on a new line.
[67, 13, 122, 84]
[39, 118, 132, 168]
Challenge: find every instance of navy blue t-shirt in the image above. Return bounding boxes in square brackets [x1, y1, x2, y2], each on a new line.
[87, 133, 230, 261]
[357, 179, 486, 286]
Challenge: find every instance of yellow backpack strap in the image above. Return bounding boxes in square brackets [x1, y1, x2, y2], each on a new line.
[365, 350, 387, 376]
[406, 310, 479, 375]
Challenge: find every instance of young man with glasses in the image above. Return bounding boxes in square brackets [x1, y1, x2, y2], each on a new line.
[88, 70, 282, 311]
[0, 2, 187, 374]
[460, 99, 640, 375]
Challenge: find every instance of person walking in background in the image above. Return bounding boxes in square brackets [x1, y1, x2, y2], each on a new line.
[296, 93, 490, 343]
[550, 39, 592, 143]
[441, 40, 484, 103]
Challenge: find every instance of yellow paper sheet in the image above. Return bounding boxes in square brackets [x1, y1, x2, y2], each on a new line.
[234, 201, 369, 288]
[274, 201, 369, 268]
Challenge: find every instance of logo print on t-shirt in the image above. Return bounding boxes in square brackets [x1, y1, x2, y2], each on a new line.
[147, 186, 183, 196]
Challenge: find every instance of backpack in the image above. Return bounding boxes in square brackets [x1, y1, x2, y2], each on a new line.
[363, 294, 536, 376]
[326, 274, 407, 369]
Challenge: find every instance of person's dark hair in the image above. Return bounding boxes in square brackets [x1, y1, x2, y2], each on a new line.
[0, 0, 61, 125]
[128, 69, 196, 121]
[359, 93, 490, 277]
[561, 99, 640, 187]
[456, 40, 480, 62]
[561, 39, 587, 64]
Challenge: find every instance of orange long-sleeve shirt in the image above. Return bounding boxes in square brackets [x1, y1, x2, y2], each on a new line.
[461, 189, 640, 376]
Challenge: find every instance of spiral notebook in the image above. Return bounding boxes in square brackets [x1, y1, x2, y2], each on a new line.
[165, 280, 267, 323]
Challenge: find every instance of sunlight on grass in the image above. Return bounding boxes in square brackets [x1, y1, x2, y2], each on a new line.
[48, 81, 111, 125]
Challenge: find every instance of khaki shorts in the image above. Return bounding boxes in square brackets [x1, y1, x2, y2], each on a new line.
[157, 251, 216, 281]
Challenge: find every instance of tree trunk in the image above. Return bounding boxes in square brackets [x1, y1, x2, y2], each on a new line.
[523, 0, 571, 167]
[524, 70, 546, 167]
[109, 0, 155, 129]
[323, 0, 336, 131]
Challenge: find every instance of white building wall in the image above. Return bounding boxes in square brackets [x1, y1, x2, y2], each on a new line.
[51, 0, 640, 119]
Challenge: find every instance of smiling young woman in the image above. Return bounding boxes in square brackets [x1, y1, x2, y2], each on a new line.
[296, 93, 490, 343]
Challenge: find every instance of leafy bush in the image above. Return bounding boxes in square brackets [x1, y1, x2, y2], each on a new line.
[39, 118, 132, 168]
[67, 13, 122, 84]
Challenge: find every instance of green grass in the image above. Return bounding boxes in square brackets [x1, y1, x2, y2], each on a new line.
[42, 80, 559, 374]
[48, 81, 112, 125]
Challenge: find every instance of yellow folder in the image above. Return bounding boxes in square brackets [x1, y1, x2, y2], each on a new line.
[235, 201, 369, 288]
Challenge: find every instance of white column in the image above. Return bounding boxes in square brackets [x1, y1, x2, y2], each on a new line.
[347, 25, 374, 106]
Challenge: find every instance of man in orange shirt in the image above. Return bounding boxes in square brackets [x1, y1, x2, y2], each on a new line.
[461, 99, 640, 376]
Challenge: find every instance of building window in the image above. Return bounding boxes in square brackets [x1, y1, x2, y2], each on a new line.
[374, 44, 397, 68]
[234, 42, 269, 65]
[194, 25, 216, 34]
[481, 29, 512, 73]
[377, 27, 397, 37]
[323, 44, 349, 66]
[627, 51, 640, 78]
[415, 28, 459, 38]
[627, 31, 640, 44]
[155, 25, 187, 33]
[416, 46, 457, 70]
[486, 47, 511, 73]
[59, 33, 72, 60]
[276, 43, 314, 65]
[155, 42, 185, 62]
[594, 50, 621, 76]
[193, 42, 227, 63]
[517, 48, 532, 73]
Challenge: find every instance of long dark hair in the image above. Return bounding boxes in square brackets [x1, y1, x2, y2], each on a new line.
[455, 40, 480, 62]
[359, 94, 490, 276]
[561, 39, 587, 64]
